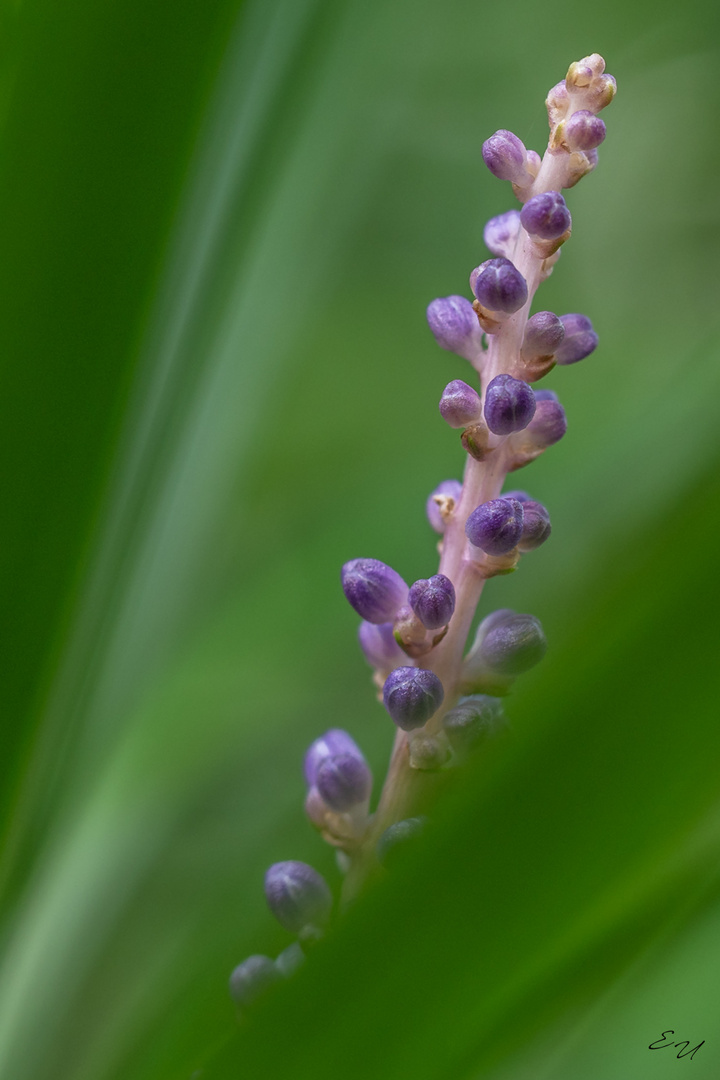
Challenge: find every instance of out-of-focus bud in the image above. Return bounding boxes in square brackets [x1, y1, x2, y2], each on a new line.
[341, 558, 408, 624]
[502, 489, 530, 502]
[264, 861, 333, 934]
[304, 728, 365, 786]
[520, 191, 571, 241]
[478, 612, 547, 676]
[316, 753, 372, 812]
[562, 110, 606, 151]
[229, 956, 282, 1008]
[439, 379, 483, 428]
[442, 694, 507, 754]
[555, 314, 598, 364]
[408, 573, 456, 630]
[377, 817, 427, 869]
[426, 478, 462, 534]
[358, 619, 406, 670]
[408, 732, 451, 770]
[484, 374, 536, 435]
[472, 258, 528, 314]
[483, 210, 521, 258]
[426, 295, 483, 361]
[382, 666, 444, 730]
[465, 497, 524, 555]
[521, 311, 565, 362]
[275, 943, 305, 978]
[482, 129, 529, 184]
[517, 499, 552, 551]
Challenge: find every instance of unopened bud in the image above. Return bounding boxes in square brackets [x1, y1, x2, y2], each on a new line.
[555, 313, 598, 364]
[472, 258, 528, 314]
[382, 666, 444, 730]
[341, 558, 408, 624]
[520, 191, 571, 241]
[426, 295, 483, 361]
[442, 694, 507, 754]
[439, 379, 483, 428]
[377, 817, 427, 869]
[482, 129, 529, 184]
[229, 956, 282, 1008]
[484, 374, 536, 435]
[264, 861, 333, 933]
[426, 478, 462, 534]
[465, 497, 524, 556]
[304, 728, 366, 786]
[316, 753, 372, 812]
[517, 499, 552, 551]
[483, 210, 521, 258]
[358, 620, 406, 670]
[408, 573, 456, 629]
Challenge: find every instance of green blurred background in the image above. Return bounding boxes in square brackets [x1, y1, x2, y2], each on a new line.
[1, 0, 719, 1077]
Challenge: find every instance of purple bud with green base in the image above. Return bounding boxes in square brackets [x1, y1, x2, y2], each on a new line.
[382, 666, 444, 730]
[472, 258, 528, 314]
[518, 500, 552, 551]
[408, 574, 456, 629]
[555, 314, 598, 364]
[341, 558, 408, 624]
[439, 380, 482, 427]
[426, 295, 482, 359]
[520, 191, 571, 240]
[465, 498, 524, 555]
[264, 861, 333, 933]
[484, 374, 536, 435]
[426, 479, 462, 534]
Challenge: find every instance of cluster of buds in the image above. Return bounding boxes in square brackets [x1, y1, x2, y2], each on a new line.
[229, 53, 615, 1012]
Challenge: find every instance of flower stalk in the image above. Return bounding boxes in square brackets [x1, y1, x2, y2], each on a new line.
[230, 52, 617, 1006]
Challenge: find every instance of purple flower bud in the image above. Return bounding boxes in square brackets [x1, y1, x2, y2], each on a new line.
[502, 489, 531, 502]
[426, 295, 482, 359]
[518, 500, 552, 551]
[358, 620, 406, 670]
[408, 573, 456, 630]
[439, 379, 482, 428]
[484, 374, 536, 436]
[382, 666, 444, 730]
[472, 258, 528, 314]
[520, 191, 571, 240]
[229, 956, 282, 1007]
[482, 129, 528, 184]
[426, 479, 462, 534]
[316, 752, 372, 811]
[564, 110, 606, 151]
[521, 312, 565, 360]
[341, 558, 408, 624]
[525, 397, 567, 447]
[442, 695, 507, 753]
[483, 210, 521, 258]
[478, 612, 547, 676]
[377, 816, 426, 868]
[555, 314, 598, 364]
[533, 389, 559, 402]
[465, 498, 524, 555]
[304, 728, 365, 786]
[264, 861, 333, 933]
